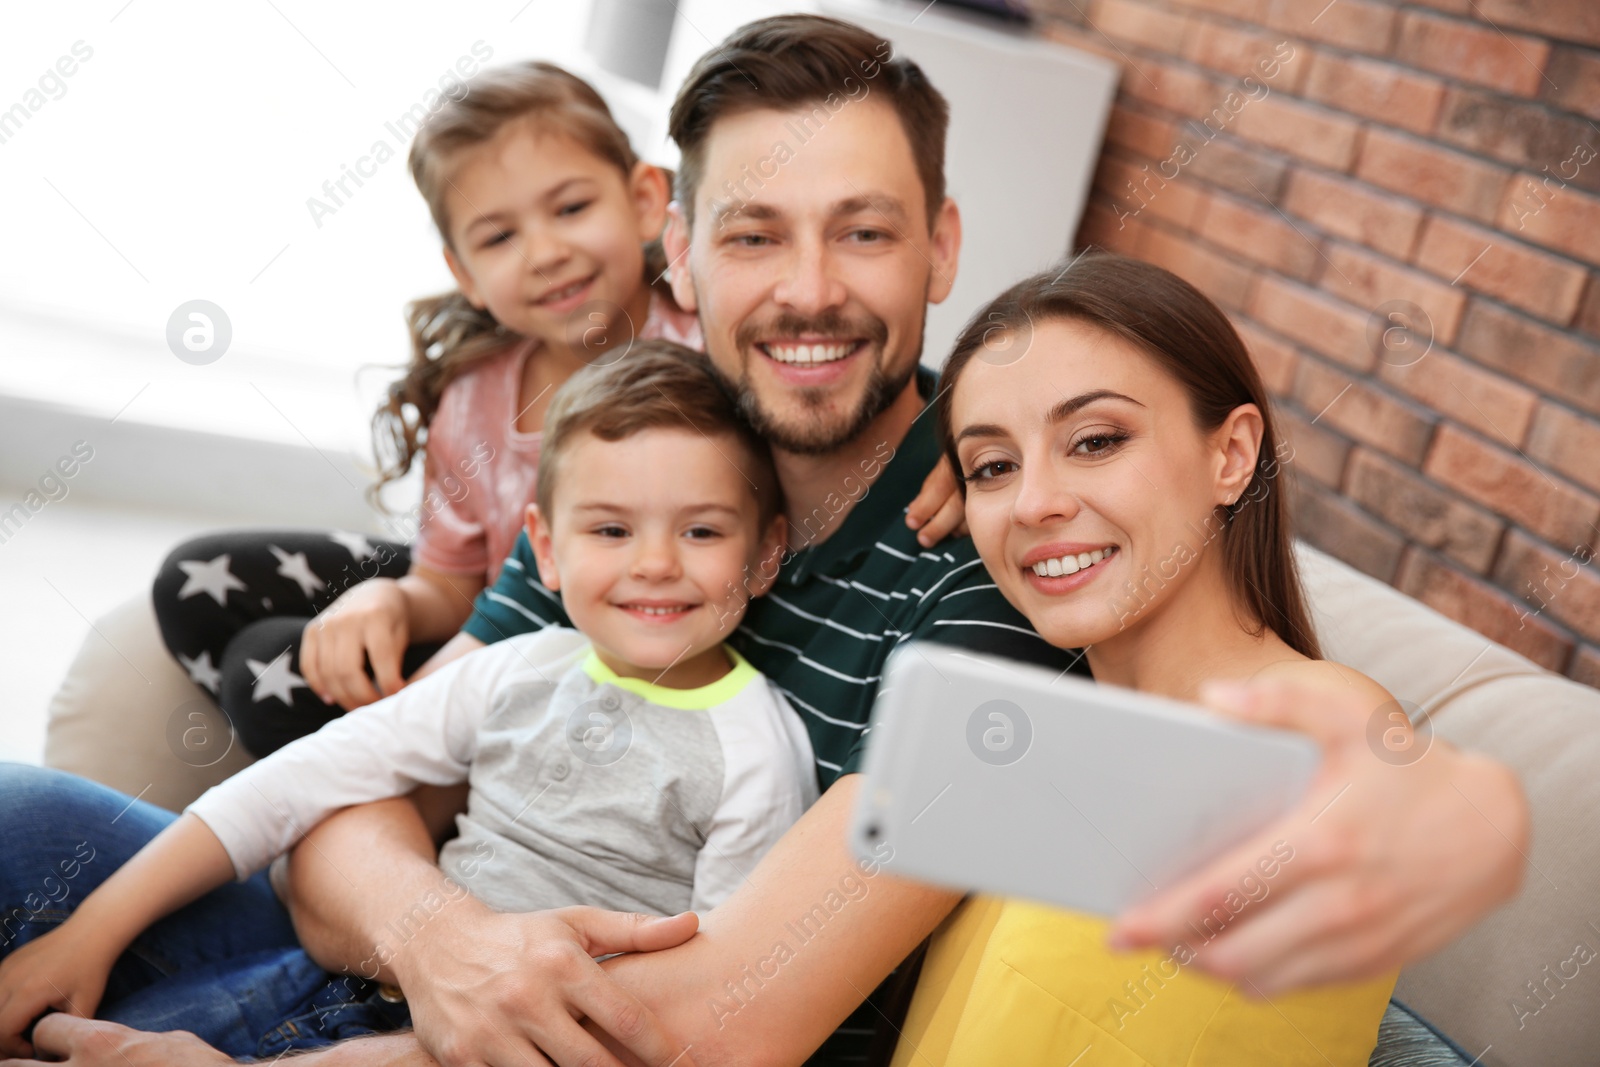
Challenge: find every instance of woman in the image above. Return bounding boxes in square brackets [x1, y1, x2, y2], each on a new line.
[900, 252, 1402, 1065]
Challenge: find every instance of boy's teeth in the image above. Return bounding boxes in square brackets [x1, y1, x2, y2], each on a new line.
[763, 341, 855, 365]
[629, 604, 687, 615]
[1031, 546, 1117, 577]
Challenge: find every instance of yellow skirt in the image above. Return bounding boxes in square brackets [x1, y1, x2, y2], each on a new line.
[892, 897, 1394, 1067]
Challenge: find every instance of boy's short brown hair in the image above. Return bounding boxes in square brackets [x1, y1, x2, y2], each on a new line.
[535, 341, 782, 526]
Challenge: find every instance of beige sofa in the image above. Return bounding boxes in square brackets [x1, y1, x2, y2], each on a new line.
[42, 544, 1600, 1066]
[43, 592, 256, 813]
[1296, 546, 1600, 1067]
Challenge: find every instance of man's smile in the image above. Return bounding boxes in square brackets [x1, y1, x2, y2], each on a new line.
[757, 339, 866, 365]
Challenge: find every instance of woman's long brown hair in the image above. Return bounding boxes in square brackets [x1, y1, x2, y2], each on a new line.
[935, 252, 1321, 660]
[370, 61, 671, 506]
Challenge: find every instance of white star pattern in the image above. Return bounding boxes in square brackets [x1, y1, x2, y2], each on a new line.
[176, 554, 248, 606]
[329, 530, 374, 560]
[270, 545, 327, 599]
[247, 650, 308, 705]
[178, 650, 222, 693]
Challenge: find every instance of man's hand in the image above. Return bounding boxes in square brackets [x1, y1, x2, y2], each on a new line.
[1109, 675, 1529, 994]
[905, 455, 966, 548]
[390, 902, 699, 1067]
[0, 1013, 233, 1067]
[282, 795, 699, 1067]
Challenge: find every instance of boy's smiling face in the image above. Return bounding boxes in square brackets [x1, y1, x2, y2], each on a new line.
[528, 426, 785, 688]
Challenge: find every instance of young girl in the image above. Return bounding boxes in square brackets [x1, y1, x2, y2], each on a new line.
[900, 253, 1398, 1065]
[151, 61, 700, 757]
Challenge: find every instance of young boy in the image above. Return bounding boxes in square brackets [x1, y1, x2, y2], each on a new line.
[0, 342, 816, 1052]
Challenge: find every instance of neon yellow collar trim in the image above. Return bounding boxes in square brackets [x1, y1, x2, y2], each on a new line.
[581, 645, 758, 711]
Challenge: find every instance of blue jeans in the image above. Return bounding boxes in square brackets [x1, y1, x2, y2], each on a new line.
[0, 763, 410, 1061]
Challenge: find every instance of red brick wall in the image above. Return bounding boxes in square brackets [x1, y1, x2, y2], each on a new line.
[1044, 0, 1600, 685]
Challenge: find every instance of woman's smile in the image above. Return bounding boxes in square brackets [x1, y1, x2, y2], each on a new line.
[1020, 543, 1120, 594]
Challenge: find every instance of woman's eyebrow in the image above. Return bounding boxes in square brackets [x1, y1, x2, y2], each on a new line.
[953, 390, 1143, 446]
[953, 422, 1007, 446]
[1046, 389, 1144, 422]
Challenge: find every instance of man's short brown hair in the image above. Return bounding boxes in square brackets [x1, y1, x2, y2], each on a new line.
[668, 14, 950, 228]
[535, 341, 781, 526]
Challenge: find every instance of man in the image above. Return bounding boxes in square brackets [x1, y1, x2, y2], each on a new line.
[25, 15, 1527, 1067]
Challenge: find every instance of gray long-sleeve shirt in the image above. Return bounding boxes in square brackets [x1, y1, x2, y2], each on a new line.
[189, 627, 818, 916]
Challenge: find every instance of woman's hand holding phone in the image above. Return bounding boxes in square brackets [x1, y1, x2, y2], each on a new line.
[1110, 674, 1529, 993]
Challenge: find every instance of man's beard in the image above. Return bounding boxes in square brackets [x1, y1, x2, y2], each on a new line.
[726, 310, 917, 455]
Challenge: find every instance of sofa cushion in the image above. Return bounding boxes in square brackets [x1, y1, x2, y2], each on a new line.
[44, 592, 254, 812]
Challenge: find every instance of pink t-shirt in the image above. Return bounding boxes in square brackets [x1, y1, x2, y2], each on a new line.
[409, 291, 702, 584]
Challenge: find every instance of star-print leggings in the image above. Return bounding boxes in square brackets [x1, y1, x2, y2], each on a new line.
[151, 530, 444, 758]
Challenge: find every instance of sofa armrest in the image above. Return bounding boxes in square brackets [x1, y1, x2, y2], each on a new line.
[1298, 543, 1600, 1067]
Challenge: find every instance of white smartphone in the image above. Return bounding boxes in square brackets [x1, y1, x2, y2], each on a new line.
[849, 642, 1320, 915]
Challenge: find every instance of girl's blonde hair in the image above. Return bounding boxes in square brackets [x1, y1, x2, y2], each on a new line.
[371, 60, 671, 502]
